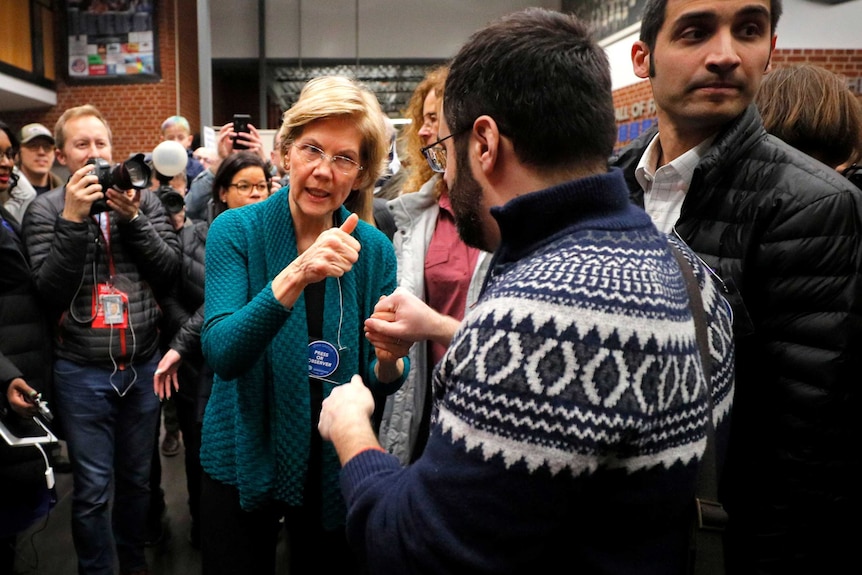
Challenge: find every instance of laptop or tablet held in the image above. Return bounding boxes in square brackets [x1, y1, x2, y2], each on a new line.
[0, 411, 58, 446]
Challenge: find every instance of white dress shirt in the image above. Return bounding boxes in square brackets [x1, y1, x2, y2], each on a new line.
[635, 134, 715, 234]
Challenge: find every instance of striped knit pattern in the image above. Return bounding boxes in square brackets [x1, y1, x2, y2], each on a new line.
[434, 190, 734, 479]
[335, 171, 735, 574]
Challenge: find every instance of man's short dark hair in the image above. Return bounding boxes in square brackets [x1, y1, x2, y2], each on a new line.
[444, 8, 616, 168]
[639, 0, 783, 49]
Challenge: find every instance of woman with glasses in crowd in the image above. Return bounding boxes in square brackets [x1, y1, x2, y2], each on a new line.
[198, 76, 408, 575]
[0, 123, 21, 222]
[0, 122, 27, 225]
[376, 66, 490, 465]
[210, 151, 272, 219]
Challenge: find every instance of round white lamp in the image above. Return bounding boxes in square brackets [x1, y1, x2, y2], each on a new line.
[151, 140, 188, 177]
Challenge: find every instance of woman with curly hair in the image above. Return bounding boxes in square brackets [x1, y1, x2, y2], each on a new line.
[377, 66, 491, 465]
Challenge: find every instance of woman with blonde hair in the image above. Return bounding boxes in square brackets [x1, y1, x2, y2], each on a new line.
[199, 76, 408, 575]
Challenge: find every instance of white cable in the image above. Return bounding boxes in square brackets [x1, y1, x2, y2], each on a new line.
[107, 294, 138, 397]
[310, 375, 347, 386]
[336, 276, 345, 351]
[34, 443, 55, 489]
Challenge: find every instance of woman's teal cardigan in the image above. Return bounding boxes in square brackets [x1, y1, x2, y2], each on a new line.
[200, 188, 406, 528]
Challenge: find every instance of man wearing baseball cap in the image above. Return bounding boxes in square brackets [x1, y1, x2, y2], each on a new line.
[18, 123, 62, 195]
[0, 123, 58, 224]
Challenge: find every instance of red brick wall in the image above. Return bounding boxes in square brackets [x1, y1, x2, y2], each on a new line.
[4, 0, 199, 162]
[613, 48, 862, 150]
[176, 0, 201, 141]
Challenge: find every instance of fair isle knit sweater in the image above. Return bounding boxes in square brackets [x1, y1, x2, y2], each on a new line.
[200, 189, 405, 528]
[339, 169, 735, 574]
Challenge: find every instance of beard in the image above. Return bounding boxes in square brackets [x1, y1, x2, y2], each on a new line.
[448, 142, 488, 251]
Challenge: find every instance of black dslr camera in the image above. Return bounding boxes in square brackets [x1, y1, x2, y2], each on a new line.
[156, 186, 185, 214]
[87, 153, 152, 215]
[153, 169, 185, 215]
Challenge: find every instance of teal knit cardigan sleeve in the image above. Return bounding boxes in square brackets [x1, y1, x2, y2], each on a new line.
[199, 193, 406, 518]
[201, 198, 407, 388]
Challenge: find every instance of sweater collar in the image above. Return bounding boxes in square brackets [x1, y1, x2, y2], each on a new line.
[489, 168, 650, 262]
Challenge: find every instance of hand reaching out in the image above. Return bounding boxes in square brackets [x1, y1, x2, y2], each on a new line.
[319, 375, 388, 466]
[364, 287, 462, 349]
[154, 348, 183, 400]
[318, 374, 376, 443]
[365, 306, 411, 362]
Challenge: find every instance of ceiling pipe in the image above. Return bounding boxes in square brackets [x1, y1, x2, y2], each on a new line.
[258, 0, 266, 127]
[355, 0, 360, 68]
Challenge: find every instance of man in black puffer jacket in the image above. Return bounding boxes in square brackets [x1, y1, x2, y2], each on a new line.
[21, 105, 179, 575]
[610, 2, 861, 574]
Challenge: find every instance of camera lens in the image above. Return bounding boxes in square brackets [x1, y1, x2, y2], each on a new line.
[112, 153, 151, 190]
[157, 187, 185, 214]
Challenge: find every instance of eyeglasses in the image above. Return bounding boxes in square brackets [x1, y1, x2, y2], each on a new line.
[420, 132, 459, 173]
[293, 143, 363, 176]
[0, 147, 17, 161]
[228, 180, 269, 194]
[23, 141, 54, 152]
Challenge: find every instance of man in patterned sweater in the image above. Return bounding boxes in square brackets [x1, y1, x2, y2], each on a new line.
[319, 8, 735, 574]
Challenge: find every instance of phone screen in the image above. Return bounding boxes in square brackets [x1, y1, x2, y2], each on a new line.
[233, 114, 251, 150]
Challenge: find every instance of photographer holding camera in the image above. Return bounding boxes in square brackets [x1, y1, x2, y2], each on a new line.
[21, 104, 180, 575]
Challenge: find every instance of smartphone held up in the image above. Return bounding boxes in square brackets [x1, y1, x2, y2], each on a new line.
[233, 113, 251, 150]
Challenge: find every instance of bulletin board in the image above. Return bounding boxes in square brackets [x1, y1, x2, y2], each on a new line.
[64, 0, 160, 84]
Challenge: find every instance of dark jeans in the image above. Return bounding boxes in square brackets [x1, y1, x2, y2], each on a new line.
[200, 472, 361, 575]
[54, 354, 160, 575]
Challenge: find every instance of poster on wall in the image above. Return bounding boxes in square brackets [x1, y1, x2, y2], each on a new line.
[64, 0, 159, 83]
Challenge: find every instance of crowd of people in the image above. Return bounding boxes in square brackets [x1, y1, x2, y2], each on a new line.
[1, 1, 860, 574]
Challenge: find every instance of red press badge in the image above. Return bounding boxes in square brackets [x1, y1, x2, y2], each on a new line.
[91, 283, 129, 329]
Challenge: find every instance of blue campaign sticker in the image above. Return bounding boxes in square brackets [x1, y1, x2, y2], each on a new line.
[308, 340, 340, 378]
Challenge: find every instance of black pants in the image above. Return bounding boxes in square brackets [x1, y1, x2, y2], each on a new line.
[200, 472, 361, 575]
[0, 535, 14, 573]
[148, 390, 202, 529]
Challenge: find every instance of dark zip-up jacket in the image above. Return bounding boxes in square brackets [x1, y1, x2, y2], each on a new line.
[157, 217, 209, 418]
[0, 205, 54, 495]
[22, 186, 180, 368]
[610, 104, 862, 574]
